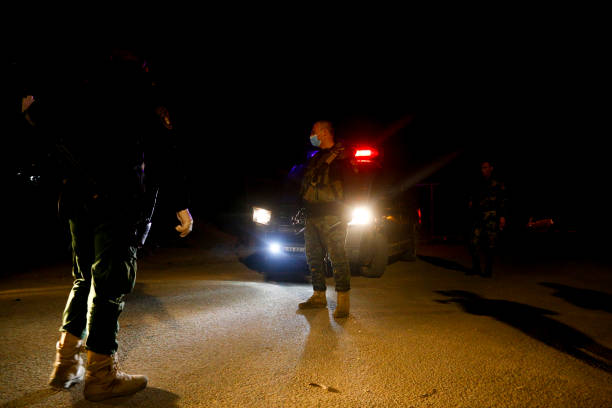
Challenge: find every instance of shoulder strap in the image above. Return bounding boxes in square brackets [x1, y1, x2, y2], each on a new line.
[325, 143, 345, 164]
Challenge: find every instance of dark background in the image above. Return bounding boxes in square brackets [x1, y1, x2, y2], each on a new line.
[6, 29, 609, 269]
[145, 37, 607, 222]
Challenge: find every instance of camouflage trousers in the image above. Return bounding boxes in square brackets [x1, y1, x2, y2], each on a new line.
[469, 210, 500, 252]
[304, 215, 350, 292]
[60, 204, 138, 355]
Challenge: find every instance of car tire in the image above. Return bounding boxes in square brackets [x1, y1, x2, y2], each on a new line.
[361, 231, 388, 278]
[401, 250, 417, 261]
[401, 236, 417, 261]
[262, 255, 280, 281]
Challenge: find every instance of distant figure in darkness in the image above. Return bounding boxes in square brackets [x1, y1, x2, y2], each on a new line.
[467, 160, 507, 277]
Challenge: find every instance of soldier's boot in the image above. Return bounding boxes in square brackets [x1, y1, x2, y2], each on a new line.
[83, 351, 147, 402]
[298, 290, 327, 309]
[333, 291, 350, 318]
[48, 331, 85, 389]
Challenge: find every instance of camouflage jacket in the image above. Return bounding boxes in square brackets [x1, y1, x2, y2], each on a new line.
[469, 177, 507, 219]
[300, 141, 357, 216]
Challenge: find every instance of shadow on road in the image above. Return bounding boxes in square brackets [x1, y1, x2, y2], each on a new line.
[0, 388, 61, 408]
[417, 255, 472, 274]
[239, 251, 309, 284]
[71, 387, 180, 407]
[238, 251, 267, 273]
[129, 283, 181, 330]
[0, 386, 179, 408]
[539, 282, 612, 313]
[435, 290, 612, 374]
[295, 308, 341, 390]
[119, 282, 182, 362]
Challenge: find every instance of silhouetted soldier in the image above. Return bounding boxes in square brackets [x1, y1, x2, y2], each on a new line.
[468, 160, 507, 277]
[23, 47, 194, 401]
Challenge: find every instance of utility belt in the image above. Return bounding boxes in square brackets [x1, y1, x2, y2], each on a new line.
[60, 184, 157, 248]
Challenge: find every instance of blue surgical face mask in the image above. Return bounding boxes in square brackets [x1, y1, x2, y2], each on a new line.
[310, 134, 321, 147]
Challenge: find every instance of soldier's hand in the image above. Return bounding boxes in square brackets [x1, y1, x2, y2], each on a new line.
[21, 95, 35, 113]
[175, 209, 193, 237]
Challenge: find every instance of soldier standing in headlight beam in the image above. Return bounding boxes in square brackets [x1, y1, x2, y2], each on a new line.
[298, 120, 358, 318]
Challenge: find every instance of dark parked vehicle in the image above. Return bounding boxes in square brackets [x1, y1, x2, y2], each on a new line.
[248, 143, 419, 280]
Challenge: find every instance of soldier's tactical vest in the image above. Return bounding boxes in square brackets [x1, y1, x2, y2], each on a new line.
[301, 144, 345, 203]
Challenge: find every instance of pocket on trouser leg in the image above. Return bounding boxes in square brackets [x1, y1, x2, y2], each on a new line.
[87, 244, 137, 355]
[92, 243, 137, 297]
[326, 224, 350, 292]
[88, 249, 136, 353]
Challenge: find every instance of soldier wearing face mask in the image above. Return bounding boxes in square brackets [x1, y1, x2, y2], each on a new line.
[298, 120, 358, 318]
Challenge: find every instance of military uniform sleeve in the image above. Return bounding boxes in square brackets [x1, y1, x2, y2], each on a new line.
[147, 104, 190, 212]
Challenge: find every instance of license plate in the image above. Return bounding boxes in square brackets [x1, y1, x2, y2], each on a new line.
[284, 246, 305, 253]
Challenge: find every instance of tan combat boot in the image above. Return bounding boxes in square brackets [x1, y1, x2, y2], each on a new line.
[48, 331, 85, 389]
[83, 351, 148, 402]
[333, 291, 350, 318]
[298, 290, 327, 309]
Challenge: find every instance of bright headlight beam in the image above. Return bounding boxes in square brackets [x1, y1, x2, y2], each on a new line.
[269, 242, 281, 254]
[349, 207, 373, 225]
[253, 207, 272, 225]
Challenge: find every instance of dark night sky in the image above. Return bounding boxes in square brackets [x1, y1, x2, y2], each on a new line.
[9, 29, 609, 236]
[146, 38, 607, 232]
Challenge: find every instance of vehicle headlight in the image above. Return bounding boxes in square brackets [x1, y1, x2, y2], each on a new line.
[269, 242, 281, 254]
[253, 207, 272, 225]
[349, 206, 373, 225]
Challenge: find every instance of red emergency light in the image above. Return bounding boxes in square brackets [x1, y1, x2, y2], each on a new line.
[354, 148, 379, 158]
[353, 147, 379, 163]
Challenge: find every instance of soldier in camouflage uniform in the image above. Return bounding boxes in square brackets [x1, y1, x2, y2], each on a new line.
[468, 160, 507, 277]
[30, 47, 194, 401]
[298, 120, 357, 318]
